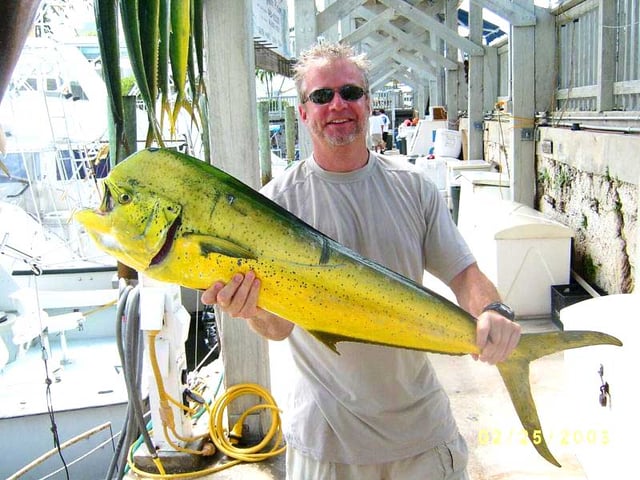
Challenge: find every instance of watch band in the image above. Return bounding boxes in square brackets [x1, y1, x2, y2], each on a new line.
[482, 301, 516, 321]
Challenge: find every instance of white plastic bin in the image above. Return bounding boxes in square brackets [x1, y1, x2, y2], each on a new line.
[561, 295, 638, 479]
[445, 160, 493, 218]
[407, 120, 447, 156]
[457, 171, 511, 232]
[414, 156, 447, 191]
[433, 129, 462, 158]
[460, 199, 574, 317]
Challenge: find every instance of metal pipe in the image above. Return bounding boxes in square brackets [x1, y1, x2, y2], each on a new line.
[550, 114, 640, 122]
[571, 269, 601, 298]
[551, 122, 640, 134]
[7, 423, 112, 480]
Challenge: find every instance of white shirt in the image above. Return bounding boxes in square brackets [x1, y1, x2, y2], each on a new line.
[368, 114, 385, 136]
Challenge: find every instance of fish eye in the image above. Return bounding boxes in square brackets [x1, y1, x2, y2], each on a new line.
[119, 193, 132, 204]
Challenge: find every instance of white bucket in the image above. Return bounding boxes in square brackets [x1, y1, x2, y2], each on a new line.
[434, 129, 462, 158]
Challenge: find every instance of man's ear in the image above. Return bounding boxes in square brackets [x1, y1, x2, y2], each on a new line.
[298, 103, 307, 122]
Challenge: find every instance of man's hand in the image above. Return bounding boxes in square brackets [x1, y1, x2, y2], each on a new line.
[473, 310, 521, 364]
[202, 271, 262, 318]
[201, 271, 293, 341]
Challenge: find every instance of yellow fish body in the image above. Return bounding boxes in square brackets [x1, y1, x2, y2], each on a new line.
[74, 148, 621, 467]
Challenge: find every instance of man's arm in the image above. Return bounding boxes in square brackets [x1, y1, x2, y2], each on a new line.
[449, 262, 521, 364]
[201, 271, 294, 341]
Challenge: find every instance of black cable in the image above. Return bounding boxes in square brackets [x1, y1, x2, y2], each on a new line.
[123, 287, 156, 456]
[105, 283, 132, 479]
[42, 340, 70, 480]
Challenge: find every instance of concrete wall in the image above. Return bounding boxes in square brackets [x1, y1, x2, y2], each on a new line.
[482, 121, 640, 294]
[534, 127, 640, 294]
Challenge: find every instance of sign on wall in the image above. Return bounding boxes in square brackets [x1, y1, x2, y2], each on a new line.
[253, 0, 290, 58]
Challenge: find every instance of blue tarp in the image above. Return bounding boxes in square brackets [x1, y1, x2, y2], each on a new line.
[457, 9, 507, 45]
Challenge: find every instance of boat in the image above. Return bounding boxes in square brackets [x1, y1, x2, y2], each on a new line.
[0, 35, 129, 479]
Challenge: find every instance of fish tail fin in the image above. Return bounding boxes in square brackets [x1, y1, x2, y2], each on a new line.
[497, 330, 622, 467]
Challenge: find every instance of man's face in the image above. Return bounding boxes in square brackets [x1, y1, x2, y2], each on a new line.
[298, 58, 370, 147]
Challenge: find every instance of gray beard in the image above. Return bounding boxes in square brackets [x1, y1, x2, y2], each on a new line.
[314, 123, 364, 146]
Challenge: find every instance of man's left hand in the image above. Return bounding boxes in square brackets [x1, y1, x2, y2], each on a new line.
[474, 311, 521, 364]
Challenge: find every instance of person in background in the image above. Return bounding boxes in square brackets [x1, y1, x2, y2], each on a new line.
[368, 108, 385, 153]
[379, 108, 390, 152]
[202, 41, 520, 480]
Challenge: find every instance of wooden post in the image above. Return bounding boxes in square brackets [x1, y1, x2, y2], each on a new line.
[257, 100, 272, 185]
[285, 105, 296, 163]
[118, 96, 139, 281]
[510, 21, 536, 206]
[294, 0, 318, 159]
[203, 0, 270, 441]
[444, 0, 459, 129]
[467, 2, 484, 160]
[596, 0, 616, 112]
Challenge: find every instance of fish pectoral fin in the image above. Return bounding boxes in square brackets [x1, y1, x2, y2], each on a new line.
[189, 234, 257, 260]
[307, 330, 350, 355]
[307, 330, 419, 355]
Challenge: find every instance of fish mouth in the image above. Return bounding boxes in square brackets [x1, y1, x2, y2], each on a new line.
[150, 216, 181, 266]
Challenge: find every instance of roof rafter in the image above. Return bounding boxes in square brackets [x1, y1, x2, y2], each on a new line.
[379, 0, 484, 55]
[471, 0, 536, 26]
[317, 0, 367, 35]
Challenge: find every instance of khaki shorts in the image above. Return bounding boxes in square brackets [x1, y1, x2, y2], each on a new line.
[286, 433, 469, 480]
[370, 133, 383, 147]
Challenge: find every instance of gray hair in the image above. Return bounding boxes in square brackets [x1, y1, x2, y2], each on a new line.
[293, 41, 371, 103]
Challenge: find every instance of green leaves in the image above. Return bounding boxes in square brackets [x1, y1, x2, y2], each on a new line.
[95, 0, 207, 149]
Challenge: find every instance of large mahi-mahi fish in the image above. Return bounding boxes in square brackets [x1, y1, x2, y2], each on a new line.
[74, 148, 622, 467]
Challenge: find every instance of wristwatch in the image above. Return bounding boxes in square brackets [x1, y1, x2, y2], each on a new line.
[482, 301, 516, 321]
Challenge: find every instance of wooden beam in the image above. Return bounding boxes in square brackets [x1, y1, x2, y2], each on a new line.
[468, 1, 484, 159]
[340, 8, 395, 45]
[364, 33, 437, 77]
[384, 22, 458, 70]
[294, 0, 318, 159]
[294, 0, 319, 55]
[379, 0, 484, 55]
[371, 66, 399, 89]
[510, 22, 536, 206]
[355, 5, 454, 69]
[204, 0, 270, 439]
[470, 0, 536, 26]
[445, 0, 459, 128]
[317, 0, 366, 35]
[596, 0, 615, 111]
[394, 50, 437, 78]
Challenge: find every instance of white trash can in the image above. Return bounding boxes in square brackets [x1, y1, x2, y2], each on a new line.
[460, 199, 574, 317]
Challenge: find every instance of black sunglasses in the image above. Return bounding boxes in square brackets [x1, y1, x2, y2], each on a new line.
[303, 84, 366, 104]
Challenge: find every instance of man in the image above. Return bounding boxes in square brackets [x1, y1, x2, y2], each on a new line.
[202, 41, 520, 480]
[368, 109, 385, 153]
[379, 108, 390, 151]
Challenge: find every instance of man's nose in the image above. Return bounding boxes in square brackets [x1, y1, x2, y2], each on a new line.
[328, 92, 348, 109]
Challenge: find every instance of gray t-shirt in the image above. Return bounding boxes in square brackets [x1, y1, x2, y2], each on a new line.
[260, 153, 475, 464]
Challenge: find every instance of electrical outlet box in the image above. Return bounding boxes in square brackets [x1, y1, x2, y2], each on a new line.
[521, 128, 534, 141]
[541, 139, 553, 154]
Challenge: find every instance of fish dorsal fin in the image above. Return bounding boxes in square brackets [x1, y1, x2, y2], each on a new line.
[190, 234, 257, 260]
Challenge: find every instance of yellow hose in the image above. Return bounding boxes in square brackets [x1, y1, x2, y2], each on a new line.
[208, 383, 286, 462]
[126, 332, 285, 479]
